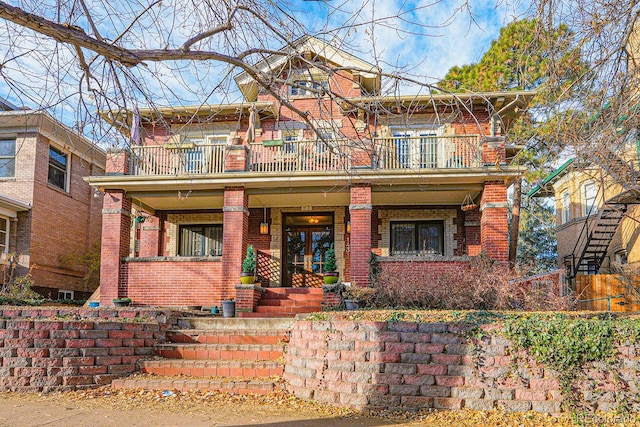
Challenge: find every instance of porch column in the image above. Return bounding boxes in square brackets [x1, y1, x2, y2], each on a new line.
[100, 190, 132, 305]
[349, 184, 372, 286]
[138, 215, 161, 257]
[222, 187, 249, 301]
[480, 181, 509, 261]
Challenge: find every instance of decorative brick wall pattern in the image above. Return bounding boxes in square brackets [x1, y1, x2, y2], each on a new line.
[0, 307, 173, 393]
[121, 258, 223, 307]
[284, 320, 637, 413]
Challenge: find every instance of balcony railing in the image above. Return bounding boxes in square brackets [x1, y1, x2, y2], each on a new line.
[130, 144, 226, 176]
[127, 135, 481, 176]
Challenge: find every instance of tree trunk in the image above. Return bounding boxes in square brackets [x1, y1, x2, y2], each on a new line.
[509, 178, 522, 266]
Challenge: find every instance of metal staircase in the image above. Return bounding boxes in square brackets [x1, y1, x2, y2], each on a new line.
[567, 190, 638, 279]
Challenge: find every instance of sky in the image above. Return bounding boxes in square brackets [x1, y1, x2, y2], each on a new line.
[0, 0, 529, 144]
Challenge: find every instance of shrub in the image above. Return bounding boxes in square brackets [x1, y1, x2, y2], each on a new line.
[323, 243, 337, 272]
[242, 245, 256, 273]
[371, 255, 574, 311]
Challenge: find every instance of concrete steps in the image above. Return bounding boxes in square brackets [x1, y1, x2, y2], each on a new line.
[112, 317, 292, 395]
[240, 288, 324, 318]
[111, 375, 281, 394]
[140, 359, 284, 377]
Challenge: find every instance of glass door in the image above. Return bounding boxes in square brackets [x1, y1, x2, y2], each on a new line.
[283, 214, 334, 287]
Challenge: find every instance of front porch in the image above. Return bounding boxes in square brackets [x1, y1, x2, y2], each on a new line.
[96, 177, 510, 313]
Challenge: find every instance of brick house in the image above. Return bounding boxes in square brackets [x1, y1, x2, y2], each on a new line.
[88, 36, 533, 312]
[0, 100, 105, 300]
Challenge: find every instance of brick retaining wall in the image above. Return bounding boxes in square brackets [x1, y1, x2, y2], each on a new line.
[284, 320, 638, 413]
[0, 307, 174, 392]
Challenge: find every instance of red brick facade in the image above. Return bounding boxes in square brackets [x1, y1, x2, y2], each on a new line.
[0, 113, 105, 299]
[92, 40, 527, 309]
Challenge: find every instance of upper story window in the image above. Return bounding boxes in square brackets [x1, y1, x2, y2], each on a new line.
[179, 224, 223, 257]
[0, 215, 8, 258]
[0, 138, 15, 178]
[48, 145, 69, 191]
[390, 221, 444, 256]
[288, 80, 328, 97]
[561, 190, 570, 224]
[582, 181, 597, 216]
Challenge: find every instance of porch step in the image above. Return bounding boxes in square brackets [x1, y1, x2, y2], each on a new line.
[140, 359, 283, 377]
[154, 343, 283, 361]
[167, 329, 285, 345]
[112, 375, 282, 394]
[253, 306, 321, 315]
[182, 317, 294, 331]
[258, 298, 323, 307]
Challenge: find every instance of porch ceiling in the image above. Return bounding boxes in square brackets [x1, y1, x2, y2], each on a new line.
[126, 183, 483, 211]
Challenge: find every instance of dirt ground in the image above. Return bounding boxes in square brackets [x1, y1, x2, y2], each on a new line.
[0, 388, 637, 427]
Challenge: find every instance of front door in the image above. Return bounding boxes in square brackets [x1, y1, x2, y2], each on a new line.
[283, 213, 334, 287]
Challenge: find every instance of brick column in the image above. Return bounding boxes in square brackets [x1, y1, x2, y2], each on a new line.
[138, 215, 161, 257]
[481, 136, 506, 166]
[349, 185, 372, 286]
[224, 145, 249, 172]
[480, 181, 508, 261]
[105, 148, 130, 175]
[100, 190, 132, 305]
[222, 187, 249, 302]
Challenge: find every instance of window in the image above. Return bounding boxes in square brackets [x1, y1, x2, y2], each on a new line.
[391, 127, 441, 169]
[58, 290, 74, 300]
[391, 221, 444, 255]
[0, 138, 15, 178]
[48, 146, 68, 191]
[289, 80, 328, 96]
[582, 181, 597, 216]
[179, 224, 223, 257]
[561, 191, 570, 224]
[283, 130, 300, 154]
[0, 216, 8, 258]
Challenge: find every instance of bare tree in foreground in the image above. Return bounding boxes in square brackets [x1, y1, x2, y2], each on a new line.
[0, 0, 512, 149]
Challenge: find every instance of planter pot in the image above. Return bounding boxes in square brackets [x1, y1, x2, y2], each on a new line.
[323, 271, 339, 285]
[222, 300, 236, 318]
[88, 302, 99, 308]
[113, 299, 131, 307]
[344, 299, 360, 310]
[240, 272, 256, 285]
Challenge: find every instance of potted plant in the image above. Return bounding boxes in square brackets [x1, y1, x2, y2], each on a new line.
[342, 284, 375, 310]
[222, 298, 235, 317]
[240, 245, 256, 284]
[112, 297, 131, 307]
[323, 243, 339, 284]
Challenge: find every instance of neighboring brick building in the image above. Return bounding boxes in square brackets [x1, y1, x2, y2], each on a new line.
[0, 101, 105, 300]
[88, 36, 533, 310]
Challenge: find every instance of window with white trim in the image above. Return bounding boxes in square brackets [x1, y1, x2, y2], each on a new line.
[0, 216, 8, 258]
[48, 145, 69, 191]
[561, 191, 570, 224]
[288, 79, 329, 97]
[179, 224, 223, 257]
[0, 138, 15, 178]
[582, 181, 597, 216]
[282, 130, 301, 154]
[58, 290, 74, 300]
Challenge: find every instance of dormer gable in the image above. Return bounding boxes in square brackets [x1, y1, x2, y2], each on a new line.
[234, 35, 381, 102]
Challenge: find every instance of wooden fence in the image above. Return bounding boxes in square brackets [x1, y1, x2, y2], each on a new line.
[575, 274, 640, 312]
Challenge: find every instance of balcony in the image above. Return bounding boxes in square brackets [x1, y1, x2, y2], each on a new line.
[128, 135, 482, 176]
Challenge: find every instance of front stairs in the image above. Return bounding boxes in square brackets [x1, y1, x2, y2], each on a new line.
[111, 317, 294, 394]
[238, 287, 324, 318]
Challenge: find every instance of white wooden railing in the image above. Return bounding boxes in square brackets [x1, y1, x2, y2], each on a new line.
[130, 144, 226, 176]
[127, 135, 481, 176]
